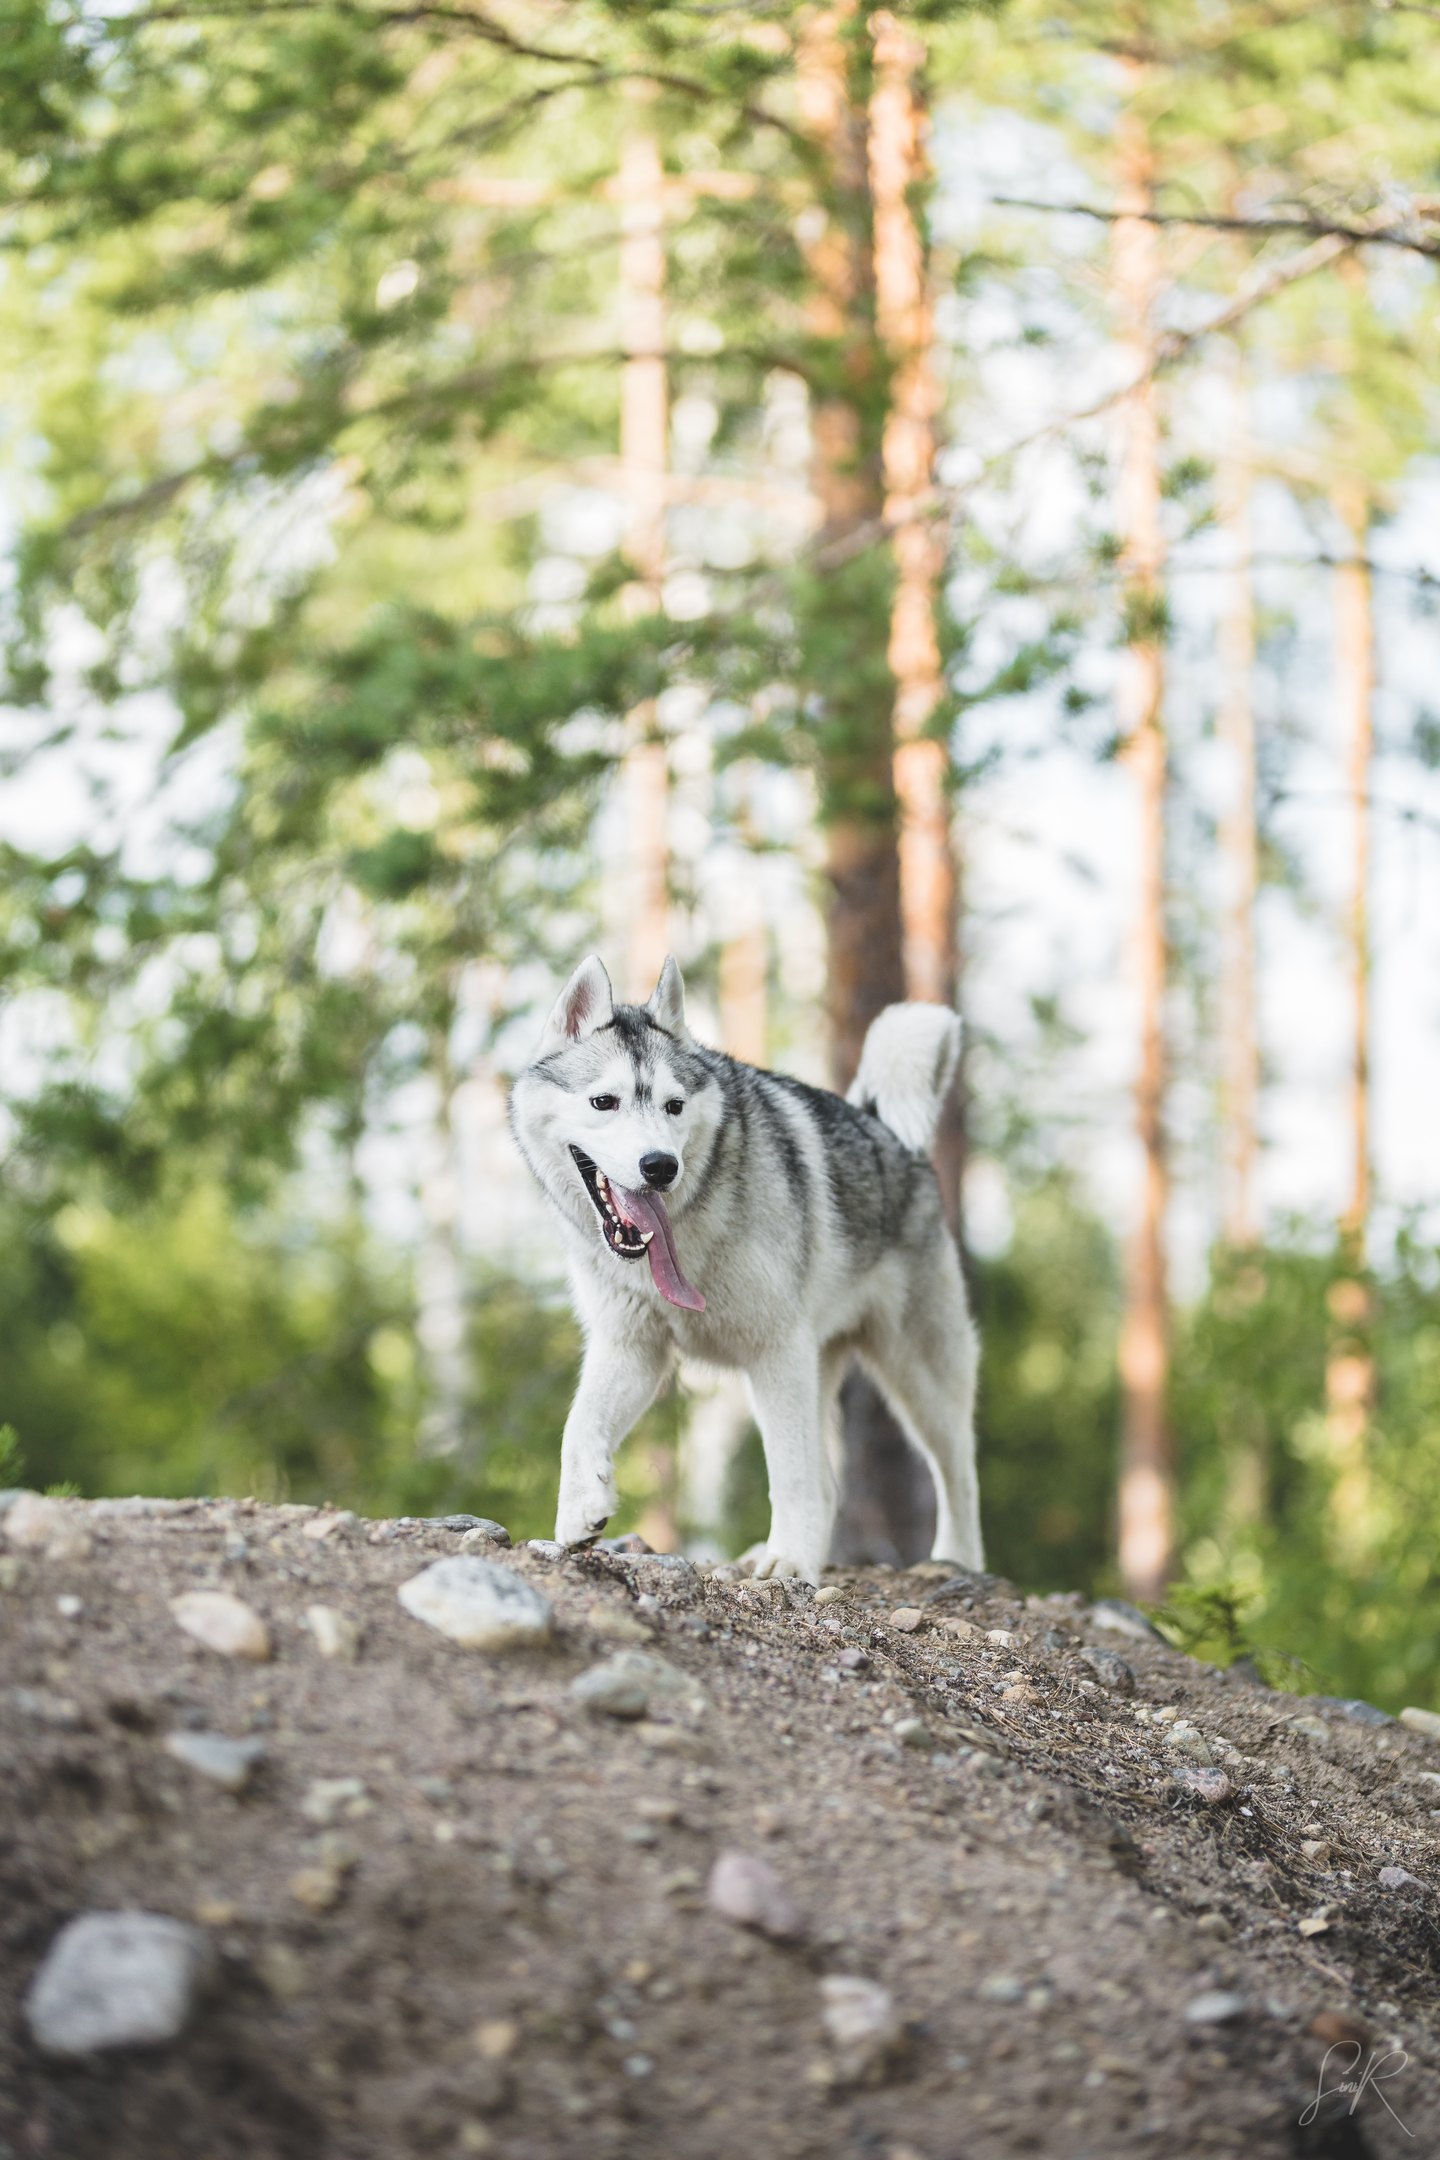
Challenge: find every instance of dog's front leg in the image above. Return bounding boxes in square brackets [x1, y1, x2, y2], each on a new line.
[746, 1343, 833, 1584]
[554, 1333, 670, 1547]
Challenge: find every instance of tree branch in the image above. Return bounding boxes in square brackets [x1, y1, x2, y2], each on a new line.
[991, 194, 1440, 265]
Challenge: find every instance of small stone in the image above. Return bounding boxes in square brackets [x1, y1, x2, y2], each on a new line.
[397, 1557, 553, 1651]
[1165, 1727, 1215, 1766]
[938, 1617, 979, 1641]
[459, 1520, 515, 1555]
[1310, 2010, 1371, 2050]
[977, 1975, 1026, 2004]
[290, 1865, 344, 1912]
[300, 1776, 370, 1826]
[1001, 1683, 1038, 1704]
[1378, 1865, 1421, 1890]
[194, 1898, 238, 1927]
[256, 1942, 307, 2001]
[597, 1532, 653, 1554]
[820, 1975, 902, 2085]
[25, 1912, 213, 2055]
[837, 1646, 870, 1672]
[890, 1607, 924, 1633]
[1399, 1707, 1440, 1743]
[892, 1716, 935, 1751]
[707, 1850, 805, 1940]
[527, 1538, 564, 1558]
[1300, 1839, 1333, 1865]
[1172, 1766, 1232, 1805]
[1091, 1598, 1162, 1642]
[0, 1554, 21, 1590]
[1079, 1648, 1136, 1696]
[56, 1594, 83, 1619]
[305, 1605, 360, 1662]
[985, 1629, 1016, 1647]
[1288, 1714, 1332, 1745]
[1183, 1990, 1247, 2025]
[1298, 1907, 1334, 1937]
[1308, 1695, 1394, 1728]
[169, 1591, 271, 1662]
[3, 1493, 69, 1548]
[301, 1510, 356, 1542]
[585, 1602, 650, 1645]
[6, 1686, 83, 1729]
[163, 1732, 267, 1794]
[569, 1650, 705, 1721]
[475, 2017, 520, 2061]
[1195, 1911, 1233, 1940]
[814, 1585, 846, 1606]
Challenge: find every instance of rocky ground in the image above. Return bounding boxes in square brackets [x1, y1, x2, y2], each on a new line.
[2, 1492, 1439, 2160]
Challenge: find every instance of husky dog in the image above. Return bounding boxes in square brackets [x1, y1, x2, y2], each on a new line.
[509, 955, 982, 1581]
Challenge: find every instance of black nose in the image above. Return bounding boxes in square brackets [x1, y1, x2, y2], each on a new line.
[639, 1151, 678, 1191]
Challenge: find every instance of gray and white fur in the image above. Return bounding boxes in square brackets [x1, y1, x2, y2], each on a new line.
[509, 954, 982, 1582]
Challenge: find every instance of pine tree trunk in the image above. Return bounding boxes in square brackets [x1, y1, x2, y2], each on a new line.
[799, 3, 931, 1565]
[1217, 344, 1260, 1252]
[1325, 476, 1376, 1545]
[1113, 87, 1174, 1608]
[618, 115, 670, 998]
[869, 8, 963, 1239]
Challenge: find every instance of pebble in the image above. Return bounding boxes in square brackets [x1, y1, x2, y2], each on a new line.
[7, 1686, 84, 1729]
[1171, 1766, 1232, 1805]
[1400, 1707, 1440, 1743]
[1301, 1839, 1333, 1865]
[1164, 1727, 1215, 1766]
[985, 1629, 1016, 1648]
[301, 1511, 356, 1542]
[1288, 1714, 1332, 1744]
[585, 1602, 650, 1645]
[3, 1493, 69, 1548]
[305, 1604, 360, 1661]
[890, 1607, 924, 1632]
[1309, 1695, 1393, 1729]
[819, 1975, 902, 2085]
[706, 1850, 805, 1940]
[527, 1539, 565, 1559]
[813, 1585, 846, 1606]
[25, 1912, 213, 2055]
[977, 1975, 1026, 2004]
[892, 1716, 936, 1751]
[1183, 1990, 1247, 2025]
[1090, 1598, 1162, 1642]
[597, 1532, 653, 1555]
[1079, 1648, 1136, 1696]
[938, 1617, 979, 1641]
[397, 1557, 553, 1650]
[1378, 1865, 1422, 1890]
[1311, 2010, 1371, 2049]
[1196, 1911, 1233, 1940]
[163, 1732, 267, 1794]
[290, 1864, 345, 1911]
[301, 1776, 371, 1826]
[475, 2017, 520, 2061]
[457, 1522, 512, 1550]
[570, 1650, 705, 1721]
[169, 1590, 272, 1662]
[55, 1594, 83, 1619]
[837, 1646, 869, 1672]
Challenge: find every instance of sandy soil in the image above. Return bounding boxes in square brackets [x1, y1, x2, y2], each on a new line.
[2, 1495, 1438, 2160]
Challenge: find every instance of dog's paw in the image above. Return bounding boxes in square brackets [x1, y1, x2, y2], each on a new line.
[554, 1485, 615, 1549]
[749, 1546, 820, 1586]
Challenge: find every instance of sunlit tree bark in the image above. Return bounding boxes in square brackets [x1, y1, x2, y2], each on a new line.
[1217, 343, 1260, 1253]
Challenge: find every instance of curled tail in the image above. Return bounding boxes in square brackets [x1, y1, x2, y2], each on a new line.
[846, 1002, 962, 1153]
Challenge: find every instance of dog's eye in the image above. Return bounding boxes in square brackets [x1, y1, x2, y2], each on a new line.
[589, 1094, 620, 1112]
[664, 1098, 684, 1117]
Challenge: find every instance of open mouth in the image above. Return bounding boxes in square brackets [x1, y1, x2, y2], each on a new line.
[569, 1146, 653, 1261]
[568, 1146, 706, 1313]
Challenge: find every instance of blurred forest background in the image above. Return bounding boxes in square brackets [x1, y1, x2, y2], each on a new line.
[2, 0, 1440, 1711]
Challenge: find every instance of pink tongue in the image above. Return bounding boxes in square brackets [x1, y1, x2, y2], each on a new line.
[613, 1185, 705, 1312]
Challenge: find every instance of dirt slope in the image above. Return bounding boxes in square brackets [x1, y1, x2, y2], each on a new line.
[2, 1496, 1438, 2160]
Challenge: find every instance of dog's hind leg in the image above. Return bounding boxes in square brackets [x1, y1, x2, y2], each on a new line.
[863, 1301, 983, 1571]
[555, 1331, 672, 1547]
[746, 1341, 835, 1584]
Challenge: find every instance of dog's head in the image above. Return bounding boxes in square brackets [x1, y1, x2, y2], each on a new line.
[510, 955, 716, 1309]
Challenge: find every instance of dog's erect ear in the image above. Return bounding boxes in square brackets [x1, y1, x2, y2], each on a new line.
[645, 954, 691, 1040]
[539, 955, 613, 1053]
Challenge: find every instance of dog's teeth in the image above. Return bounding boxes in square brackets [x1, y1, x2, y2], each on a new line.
[639, 1231, 653, 1246]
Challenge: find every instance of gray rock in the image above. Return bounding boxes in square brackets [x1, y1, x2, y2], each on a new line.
[892, 1716, 936, 1751]
[1378, 1865, 1422, 1890]
[1079, 1647, 1136, 1695]
[397, 1557, 553, 1650]
[1309, 1695, 1394, 1729]
[526, 1539, 565, 1559]
[1184, 1990, 1247, 2025]
[1090, 1598, 1162, 1642]
[706, 1850, 805, 1940]
[977, 1975, 1026, 2005]
[300, 1775, 371, 1825]
[1164, 1726, 1215, 1766]
[25, 1912, 213, 2055]
[169, 1590, 271, 1662]
[1400, 1707, 1440, 1743]
[434, 1515, 510, 1542]
[163, 1732, 266, 1793]
[0, 1488, 29, 1519]
[1287, 1714, 1333, 1745]
[597, 1533, 654, 1555]
[820, 1974, 902, 2084]
[7, 1687, 84, 1730]
[305, 1604, 360, 1661]
[569, 1650, 704, 1721]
